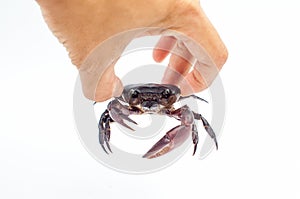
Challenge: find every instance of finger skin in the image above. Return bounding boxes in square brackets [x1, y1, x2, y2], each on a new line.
[179, 68, 207, 95]
[161, 2, 228, 93]
[153, 36, 177, 62]
[168, 3, 228, 70]
[161, 42, 194, 86]
[36, 0, 174, 67]
[94, 64, 123, 102]
[155, 36, 194, 87]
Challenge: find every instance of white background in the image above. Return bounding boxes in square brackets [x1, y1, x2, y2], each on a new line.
[1, 0, 300, 198]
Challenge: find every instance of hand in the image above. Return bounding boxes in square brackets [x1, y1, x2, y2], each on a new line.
[36, 0, 228, 101]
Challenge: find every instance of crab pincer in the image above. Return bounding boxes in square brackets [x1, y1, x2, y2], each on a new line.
[109, 107, 137, 131]
[143, 105, 195, 159]
[142, 124, 192, 159]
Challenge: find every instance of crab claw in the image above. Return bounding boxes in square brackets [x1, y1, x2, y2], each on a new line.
[143, 125, 192, 159]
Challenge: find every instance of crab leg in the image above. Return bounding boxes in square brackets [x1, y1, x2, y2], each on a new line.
[193, 112, 218, 149]
[192, 123, 199, 155]
[178, 95, 208, 103]
[98, 109, 112, 154]
[108, 100, 139, 131]
[109, 107, 136, 131]
[143, 105, 195, 159]
[98, 99, 140, 154]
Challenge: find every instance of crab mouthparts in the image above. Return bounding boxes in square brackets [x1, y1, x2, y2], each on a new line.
[141, 101, 159, 112]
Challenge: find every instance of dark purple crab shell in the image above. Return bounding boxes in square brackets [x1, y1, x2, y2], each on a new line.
[118, 83, 181, 108]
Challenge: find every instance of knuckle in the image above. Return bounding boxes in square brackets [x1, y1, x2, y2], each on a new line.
[191, 70, 207, 92]
[216, 45, 229, 68]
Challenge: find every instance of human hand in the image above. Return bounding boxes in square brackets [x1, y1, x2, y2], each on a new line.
[36, 0, 228, 101]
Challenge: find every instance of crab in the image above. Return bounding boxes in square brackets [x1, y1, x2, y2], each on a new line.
[97, 83, 218, 159]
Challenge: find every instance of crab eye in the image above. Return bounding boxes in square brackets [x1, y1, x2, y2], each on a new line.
[130, 90, 139, 98]
[162, 88, 171, 98]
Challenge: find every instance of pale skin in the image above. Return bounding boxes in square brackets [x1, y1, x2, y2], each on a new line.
[36, 0, 228, 102]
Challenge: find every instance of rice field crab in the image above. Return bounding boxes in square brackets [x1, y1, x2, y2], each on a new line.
[96, 83, 218, 159]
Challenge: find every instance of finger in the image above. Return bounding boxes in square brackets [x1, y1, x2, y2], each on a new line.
[166, 4, 227, 94]
[181, 6, 228, 71]
[153, 36, 177, 62]
[94, 63, 123, 102]
[162, 42, 194, 85]
[179, 61, 218, 96]
[162, 54, 193, 85]
[179, 69, 206, 96]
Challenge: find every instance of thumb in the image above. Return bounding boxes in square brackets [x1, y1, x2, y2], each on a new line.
[94, 63, 123, 102]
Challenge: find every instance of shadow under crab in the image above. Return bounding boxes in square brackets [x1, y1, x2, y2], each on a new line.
[96, 83, 218, 159]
